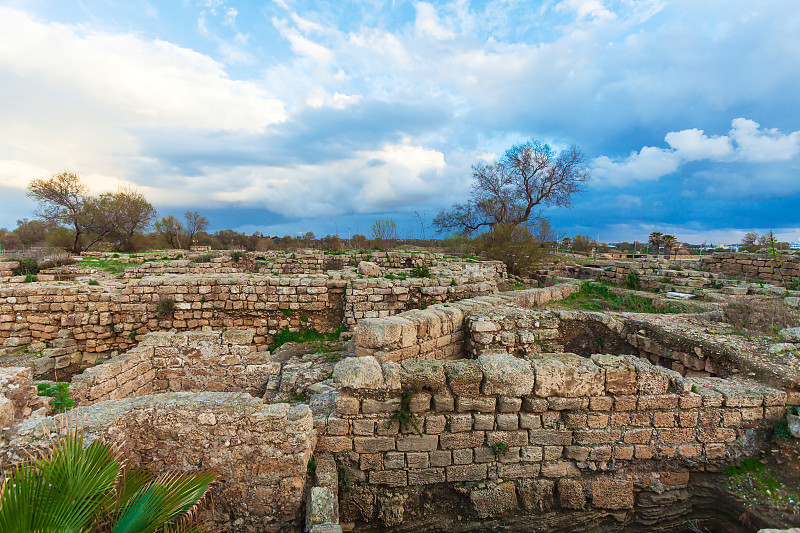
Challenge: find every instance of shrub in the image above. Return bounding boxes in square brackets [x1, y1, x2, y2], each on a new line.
[477, 223, 544, 278]
[36, 383, 74, 413]
[624, 270, 641, 290]
[156, 298, 175, 319]
[231, 251, 243, 262]
[12, 258, 39, 276]
[192, 254, 213, 263]
[87, 280, 100, 286]
[491, 442, 510, 457]
[409, 265, 431, 278]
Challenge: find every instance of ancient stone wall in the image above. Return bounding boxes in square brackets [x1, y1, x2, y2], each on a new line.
[1, 258, 503, 365]
[318, 353, 784, 493]
[599, 260, 719, 291]
[701, 253, 800, 286]
[3, 392, 314, 532]
[466, 305, 724, 378]
[0, 366, 46, 426]
[70, 330, 279, 406]
[354, 285, 580, 363]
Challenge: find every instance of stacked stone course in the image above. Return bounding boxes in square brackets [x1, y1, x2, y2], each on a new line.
[701, 252, 800, 286]
[3, 392, 314, 532]
[354, 285, 579, 363]
[320, 352, 784, 494]
[70, 330, 279, 406]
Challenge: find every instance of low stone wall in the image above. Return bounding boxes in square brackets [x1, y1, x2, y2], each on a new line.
[466, 306, 726, 378]
[0, 274, 346, 362]
[354, 285, 580, 363]
[318, 352, 783, 493]
[1, 265, 502, 363]
[598, 261, 720, 291]
[701, 252, 800, 286]
[70, 330, 279, 406]
[0, 366, 46, 426]
[3, 392, 314, 532]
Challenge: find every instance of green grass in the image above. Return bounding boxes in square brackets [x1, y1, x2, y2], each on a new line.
[269, 325, 347, 351]
[555, 281, 689, 314]
[79, 258, 138, 274]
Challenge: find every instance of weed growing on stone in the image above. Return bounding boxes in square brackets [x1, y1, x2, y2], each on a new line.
[79, 258, 137, 274]
[410, 265, 431, 278]
[37, 383, 74, 413]
[87, 280, 99, 286]
[268, 325, 347, 351]
[337, 466, 352, 496]
[557, 281, 687, 314]
[156, 298, 175, 319]
[388, 390, 422, 436]
[307, 459, 317, 476]
[491, 442, 510, 457]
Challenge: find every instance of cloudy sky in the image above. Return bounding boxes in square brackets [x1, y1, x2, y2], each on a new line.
[1, 0, 799, 244]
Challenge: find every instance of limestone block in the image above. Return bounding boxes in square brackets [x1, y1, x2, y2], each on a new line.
[400, 359, 446, 391]
[590, 354, 636, 395]
[470, 481, 518, 518]
[221, 330, 254, 345]
[358, 261, 382, 277]
[531, 354, 604, 397]
[443, 360, 482, 396]
[333, 357, 385, 390]
[306, 487, 338, 531]
[382, 361, 401, 391]
[592, 478, 634, 509]
[309, 524, 343, 533]
[0, 394, 14, 427]
[517, 478, 554, 513]
[778, 327, 800, 342]
[478, 353, 535, 397]
[556, 478, 585, 509]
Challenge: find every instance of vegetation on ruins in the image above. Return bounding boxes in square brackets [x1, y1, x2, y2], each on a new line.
[556, 281, 689, 314]
[722, 297, 797, 337]
[388, 389, 422, 436]
[490, 441, 510, 457]
[0, 429, 216, 533]
[36, 382, 74, 413]
[268, 325, 347, 352]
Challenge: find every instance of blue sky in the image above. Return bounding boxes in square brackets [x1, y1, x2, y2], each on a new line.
[0, 0, 799, 244]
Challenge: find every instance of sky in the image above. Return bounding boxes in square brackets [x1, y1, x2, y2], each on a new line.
[0, 0, 799, 245]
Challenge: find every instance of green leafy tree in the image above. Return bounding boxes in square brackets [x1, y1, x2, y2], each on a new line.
[648, 232, 663, 259]
[661, 234, 677, 260]
[478, 223, 544, 277]
[0, 429, 216, 532]
[155, 216, 184, 249]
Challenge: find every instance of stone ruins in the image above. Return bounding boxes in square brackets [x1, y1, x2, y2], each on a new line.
[1, 249, 799, 532]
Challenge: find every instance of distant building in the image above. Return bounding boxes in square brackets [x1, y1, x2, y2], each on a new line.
[791, 243, 800, 250]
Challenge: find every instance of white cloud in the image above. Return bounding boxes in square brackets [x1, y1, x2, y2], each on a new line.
[595, 118, 800, 186]
[730, 118, 800, 163]
[664, 128, 733, 161]
[0, 7, 286, 133]
[556, 0, 617, 22]
[593, 147, 681, 186]
[414, 2, 456, 40]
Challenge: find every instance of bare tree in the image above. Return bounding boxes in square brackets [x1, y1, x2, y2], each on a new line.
[155, 215, 184, 249]
[110, 188, 157, 252]
[371, 218, 397, 250]
[27, 172, 88, 253]
[433, 141, 590, 235]
[184, 211, 209, 249]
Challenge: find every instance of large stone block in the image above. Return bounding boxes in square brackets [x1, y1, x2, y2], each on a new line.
[592, 478, 634, 509]
[478, 353, 535, 397]
[531, 354, 604, 397]
[400, 359, 446, 391]
[333, 357, 385, 390]
[444, 360, 483, 396]
[470, 481, 518, 518]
